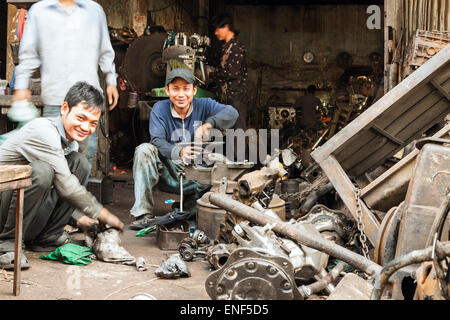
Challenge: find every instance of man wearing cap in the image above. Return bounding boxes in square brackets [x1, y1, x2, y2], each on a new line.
[129, 68, 239, 230]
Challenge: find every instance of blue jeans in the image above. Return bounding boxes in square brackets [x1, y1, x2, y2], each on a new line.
[130, 143, 208, 218]
[43, 105, 98, 168]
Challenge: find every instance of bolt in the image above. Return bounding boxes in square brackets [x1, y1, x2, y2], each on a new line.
[247, 262, 255, 269]
[207, 281, 214, 287]
[239, 251, 245, 257]
[282, 281, 291, 290]
[268, 267, 277, 275]
[282, 262, 288, 267]
[226, 269, 235, 277]
[216, 286, 224, 294]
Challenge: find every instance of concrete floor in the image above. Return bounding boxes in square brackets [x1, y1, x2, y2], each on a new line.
[0, 177, 212, 300]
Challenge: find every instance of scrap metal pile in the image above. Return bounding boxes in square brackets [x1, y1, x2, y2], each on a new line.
[174, 44, 450, 300]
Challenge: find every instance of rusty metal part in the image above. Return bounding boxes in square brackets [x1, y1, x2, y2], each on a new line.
[196, 192, 228, 241]
[311, 44, 450, 246]
[327, 273, 373, 300]
[205, 247, 303, 300]
[373, 204, 403, 265]
[205, 243, 237, 270]
[371, 240, 450, 300]
[207, 192, 382, 276]
[234, 158, 288, 208]
[297, 182, 334, 216]
[414, 261, 450, 300]
[185, 161, 254, 192]
[300, 204, 355, 247]
[299, 261, 348, 298]
[394, 143, 450, 259]
[232, 221, 329, 282]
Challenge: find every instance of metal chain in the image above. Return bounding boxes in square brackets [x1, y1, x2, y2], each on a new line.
[354, 187, 369, 258]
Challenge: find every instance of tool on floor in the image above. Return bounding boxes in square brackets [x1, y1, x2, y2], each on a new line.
[135, 170, 187, 238]
[136, 225, 156, 237]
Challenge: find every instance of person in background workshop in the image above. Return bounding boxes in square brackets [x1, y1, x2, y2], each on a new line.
[209, 13, 249, 131]
[294, 84, 322, 130]
[129, 68, 238, 230]
[0, 82, 124, 270]
[12, 0, 119, 167]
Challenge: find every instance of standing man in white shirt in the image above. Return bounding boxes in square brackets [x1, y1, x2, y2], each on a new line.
[12, 0, 119, 165]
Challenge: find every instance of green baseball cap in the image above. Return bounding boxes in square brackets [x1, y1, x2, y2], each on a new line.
[165, 68, 196, 86]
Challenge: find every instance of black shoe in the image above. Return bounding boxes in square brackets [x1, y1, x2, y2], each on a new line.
[129, 214, 155, 230]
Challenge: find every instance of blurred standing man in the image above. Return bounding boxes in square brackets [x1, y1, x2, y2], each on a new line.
[13, 0, 119, 165]
[210, 13, 248, 130]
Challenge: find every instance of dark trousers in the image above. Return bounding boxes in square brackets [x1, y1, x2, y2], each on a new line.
[0, 152, 90, 252]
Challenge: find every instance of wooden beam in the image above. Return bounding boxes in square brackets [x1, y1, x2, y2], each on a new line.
[319, 156, 381, 246]
[371, 124, 404, 145]
[430, 79, 450, 101]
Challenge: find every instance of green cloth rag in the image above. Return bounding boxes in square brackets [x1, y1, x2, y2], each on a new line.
[40, 243, 94, 266]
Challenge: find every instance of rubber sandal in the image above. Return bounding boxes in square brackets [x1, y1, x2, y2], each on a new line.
[0, 252, 30, 270]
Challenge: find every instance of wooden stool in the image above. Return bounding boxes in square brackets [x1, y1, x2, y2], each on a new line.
[0, 165, 32, 296]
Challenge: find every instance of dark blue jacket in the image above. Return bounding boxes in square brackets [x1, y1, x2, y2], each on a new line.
[149, 98, 238, 159]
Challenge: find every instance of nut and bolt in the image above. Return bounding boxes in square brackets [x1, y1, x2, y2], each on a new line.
[268, 267, 277, 275]
[282, 281, 291, 290]
[247, 262, 256, 269]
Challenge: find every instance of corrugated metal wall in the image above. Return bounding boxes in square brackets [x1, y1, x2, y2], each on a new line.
[384, 0, 450, 91]
[401, 0, 450, 49]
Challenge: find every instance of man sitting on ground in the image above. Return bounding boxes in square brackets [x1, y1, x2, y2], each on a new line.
[0, 81, 124, 270]
[130, 68, 238, 230]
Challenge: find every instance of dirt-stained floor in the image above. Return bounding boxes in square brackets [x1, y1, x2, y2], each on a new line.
[0, 176, 212, 300]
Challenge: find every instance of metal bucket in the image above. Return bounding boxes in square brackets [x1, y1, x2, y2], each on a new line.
[197, 193, 227, 241]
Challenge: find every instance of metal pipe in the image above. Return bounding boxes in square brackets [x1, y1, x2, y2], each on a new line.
[299, 261, 348, 297]
[208, 192, 382, 276]
[370, 240, 450, 300]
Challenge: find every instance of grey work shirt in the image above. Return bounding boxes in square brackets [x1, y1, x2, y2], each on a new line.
[0, 117, 103, 219]
[14, 0, 117, 105]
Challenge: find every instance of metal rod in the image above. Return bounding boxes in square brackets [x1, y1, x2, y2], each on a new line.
[179, 172, 184, 212]
[300, 261, 348, 297]
[370, 240, 450, 300]
[208, 192, 382, 276]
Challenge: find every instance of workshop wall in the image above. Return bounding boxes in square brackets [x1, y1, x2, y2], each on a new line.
[95, 0, 207, 36]
[223, 4, 384, 125]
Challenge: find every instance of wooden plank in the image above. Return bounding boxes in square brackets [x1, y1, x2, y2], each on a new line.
[430, 78, 450, 100]
[340, 90, 446, 172]
[361, 122, 450, 198]
[312, 45, 450, 165]
[13, 187, 24, 296]
[335, 68, 450, 165]
[352, 100, 449, 177]
[319, 156, 380, 246]
[0, 165, 32, 183]
[0, 178, 32, 192]
[371, 124, 404, 145]
[334, 84, 432, 163]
